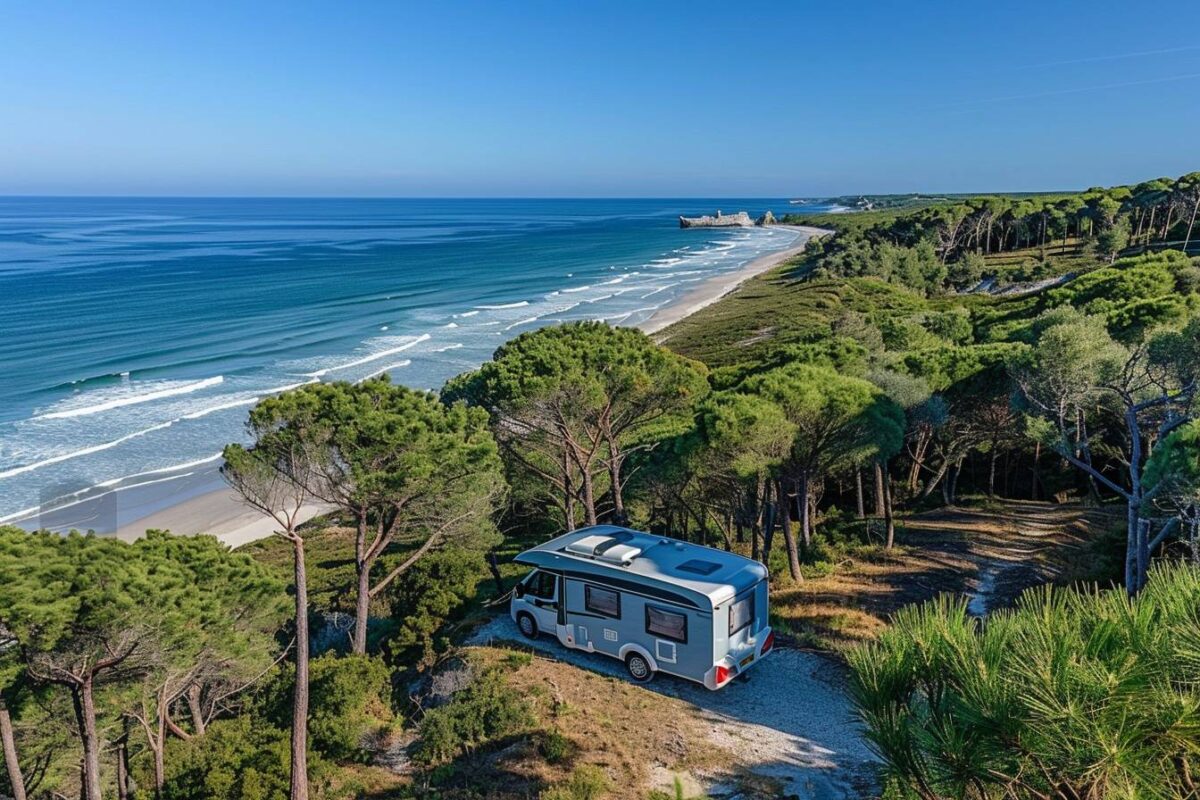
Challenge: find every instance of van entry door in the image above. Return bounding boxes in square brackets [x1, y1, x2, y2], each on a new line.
[524, 570, 559, 634]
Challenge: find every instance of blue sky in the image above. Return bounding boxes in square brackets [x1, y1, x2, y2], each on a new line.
[2, 1, 1199, 197]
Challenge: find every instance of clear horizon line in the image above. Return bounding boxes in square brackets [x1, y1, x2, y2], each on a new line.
[0, 189, 1082, 201]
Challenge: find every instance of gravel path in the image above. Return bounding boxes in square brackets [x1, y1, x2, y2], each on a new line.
[470, 615, 879, 799]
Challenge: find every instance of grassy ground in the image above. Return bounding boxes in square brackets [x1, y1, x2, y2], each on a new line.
[461, 646, 730, 799]
[655, 263, 928, 368]
[765, 499, 1121, 651]
[657, 237, 1103, 369]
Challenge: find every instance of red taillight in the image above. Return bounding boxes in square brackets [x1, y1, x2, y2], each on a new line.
[761, 631, 775, 655]
[715, 665, 730, 685]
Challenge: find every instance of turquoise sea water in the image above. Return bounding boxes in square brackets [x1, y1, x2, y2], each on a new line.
[0, 198, 825, 530]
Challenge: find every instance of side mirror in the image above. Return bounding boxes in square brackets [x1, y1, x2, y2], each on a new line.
[513, 584, 525, 599]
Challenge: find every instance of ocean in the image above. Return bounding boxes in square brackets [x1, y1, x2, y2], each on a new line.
[0, 197, 829, 532]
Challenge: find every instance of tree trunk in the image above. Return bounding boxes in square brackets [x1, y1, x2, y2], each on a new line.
[798, 472, 812, 550]
[71, 679, 103, 800]
[881, 461, 896, 549]
[351, 557, 371, 655]
[751, 476, 764, 562]
[562, 450, 575, 531]
[0, 697, 27, 800]
[854, 470, 865, 519]
[761, 482, 777, 567]
[151, 735, 164, 800]
[1031, 441, 1041, 501]
[291, 538, 310, 800]
[873, 462, 885, 517]
[1184, 194, 1200, 253]
[1125, 502, 1139, 594]
[908, 429, 931, 492]
[184, 684, 205, 737]
[780, 481, 802, 582]
[115, 733, 129, 800]
[580, 468, 598, 527]
[607, 445, 626, 525]
[988, 449, 999, 497]
[487, 550, 505, 595]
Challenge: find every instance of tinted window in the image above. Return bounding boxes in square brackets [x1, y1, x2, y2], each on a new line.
[729, 594, 754, 635]
[646, 606, 688, 643]
[584, 585, 621, 618]
[528, 571, 557, 599]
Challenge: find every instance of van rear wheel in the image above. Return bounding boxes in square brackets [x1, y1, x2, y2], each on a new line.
[516, 612, 537, 639]
[625, 653, 654, 683]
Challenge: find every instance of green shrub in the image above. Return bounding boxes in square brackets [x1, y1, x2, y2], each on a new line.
[847, 563, 1200, 799]
[540, 764, 610, 800]
[253, 653, 392, 763]
[160, 716, 325, 800]
[388, 547, 486, 667]
[414, 667, 534, 766]
[307, 654, 392, 761]
[537, 729, 575, 764]
[924, 308, 974, 345]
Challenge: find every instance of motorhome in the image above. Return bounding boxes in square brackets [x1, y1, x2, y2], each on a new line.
[510, 525, 773, 689]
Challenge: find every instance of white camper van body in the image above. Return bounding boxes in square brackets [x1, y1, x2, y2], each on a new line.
[510, 526, 773, 689]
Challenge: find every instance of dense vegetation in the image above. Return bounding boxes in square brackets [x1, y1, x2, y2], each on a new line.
[848, 564, 1200, 799]
[2, 172, 1199, 799]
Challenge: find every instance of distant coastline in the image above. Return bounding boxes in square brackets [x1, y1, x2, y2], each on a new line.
[640, 225, 831, 334]
[1, 201, 828, 545]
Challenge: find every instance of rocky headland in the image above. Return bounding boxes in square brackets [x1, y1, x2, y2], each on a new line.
[679, 209, 778, 228]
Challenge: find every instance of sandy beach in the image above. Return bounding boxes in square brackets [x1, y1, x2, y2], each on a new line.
[638, 225, 831, 335]
[9, 224, 831, 549]
[113, 488, 328, 548]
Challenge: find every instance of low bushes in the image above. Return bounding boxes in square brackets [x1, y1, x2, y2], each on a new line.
[413, 667, 534, 767]
[847, 564, 1200, 799]
[159, 717, 324, 800]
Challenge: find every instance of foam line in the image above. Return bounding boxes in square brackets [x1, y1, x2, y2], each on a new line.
[0, 419, 180, 480]
[474, 301, 529, 309]
[504, 316, 540, 331]
[359, 360, 412, 382]
[35, 376, 225, 420]
[319, 334, 431, 373]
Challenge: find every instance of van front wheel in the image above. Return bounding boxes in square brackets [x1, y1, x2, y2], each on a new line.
[625, 653, 654, 683]
[516, 612, 538, 639]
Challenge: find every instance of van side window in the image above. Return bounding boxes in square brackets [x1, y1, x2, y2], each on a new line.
[646, 605, 687, 643]
[528, 571, 557, 599]
[584, 584, 621, 618]
[729, 593, 754, 635]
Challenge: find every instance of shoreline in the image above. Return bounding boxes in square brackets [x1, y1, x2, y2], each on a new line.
[637, 225, 831, 335]
[8, 223, 831, 549]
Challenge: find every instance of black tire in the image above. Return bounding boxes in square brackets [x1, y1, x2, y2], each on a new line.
[516, 612, 538, 639]
[625, 652, 654, 683]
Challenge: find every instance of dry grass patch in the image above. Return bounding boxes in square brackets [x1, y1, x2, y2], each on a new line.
[464, 647, 730, 799]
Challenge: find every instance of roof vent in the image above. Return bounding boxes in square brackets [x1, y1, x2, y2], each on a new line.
[677, 559, 722, 576]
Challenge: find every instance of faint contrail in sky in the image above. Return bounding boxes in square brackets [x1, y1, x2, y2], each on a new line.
[1017, 44, 1200, 69]
[940, 72, 1200, 111]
